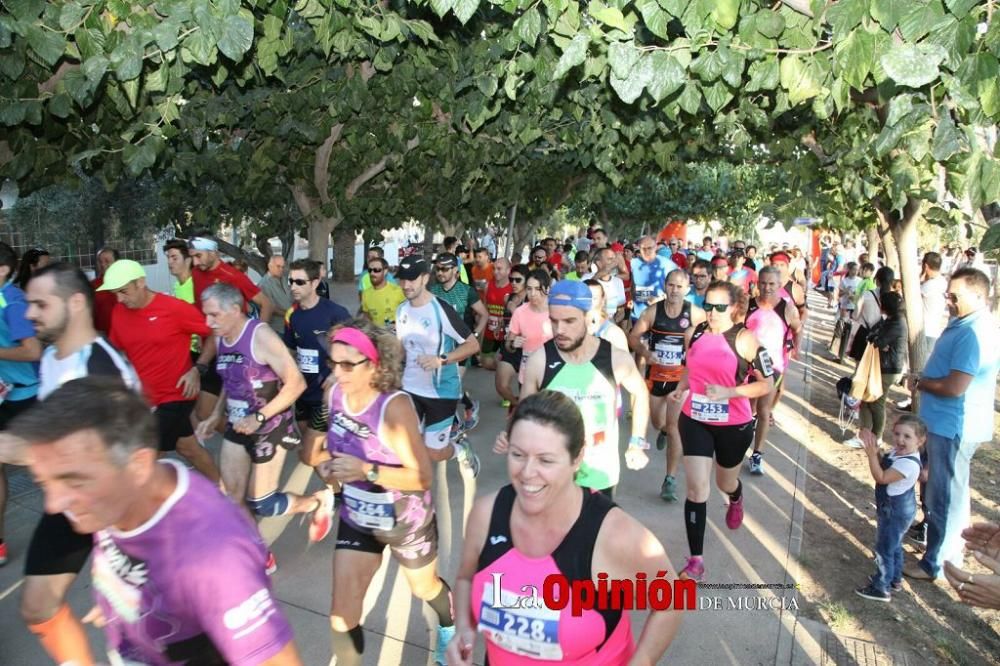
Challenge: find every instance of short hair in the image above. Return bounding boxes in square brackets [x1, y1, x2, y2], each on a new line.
[367, 246, 385, 258]
[31, 262, 94, 312]
[881, 291, 903, 317]
[474, 247, 489, 256]
[0, 241, 17, 278]
[11, 376, 156, 466]
[758, 266, 781, 282]
[922, 252, 942, 272]
[510, 263, 529, 278]
[592, 228, 607, 236]
[201, 282, 244, 311]
[574, 251, 590, 263]
[17, 247, 50, 289]
[705, 280, 740, 305]
[328, 318, 403, 393]
[703, 235, 713, 243]
[289, 258, 320, 281]
[666, 268, 689, 284]
[97, 247, 121, 261]
[267, 254, 285, 266]
[844, 261, 857, 272]
[507, 390, 586, 460]
[366, 257, 389, 271]
[443, 236, 458, 250]
[692, 259, 711, 274]
[950, 267, 990, 298]
[525, 268, 552, 292]
[746, 245, 757, 253]
[861, 262, 875, 274]
[531, 245, 547, 257]
[162, 238, 191, 257]
[595, 247, 615, 261]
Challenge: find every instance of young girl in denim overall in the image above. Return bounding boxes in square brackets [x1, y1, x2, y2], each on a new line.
[855, 415, 926, 601]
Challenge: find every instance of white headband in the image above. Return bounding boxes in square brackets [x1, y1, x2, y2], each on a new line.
[189, 237, 218, 252]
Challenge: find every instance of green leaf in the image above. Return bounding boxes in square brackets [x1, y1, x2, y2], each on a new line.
[153, 20, 180, 51]
[898, 1, 944, 42]
[61, 68, 93, 105]
[452, 0, 479, 24]
[5, 0, 44, 22]
[182, 31, 217, 66]
[590, 2, 631, 33]
[703, 81, 733, 112]
[677, 82, 701, 115]
[780, 56, 822, 104]
[826, 0, 867, 35]
[870, 0, 905, 30]
[59, 2, 86, 31]
[755, 10, 785, 38]
[646, 52, 685, 101]
[514, 7, 542, 45]
[880, 43, 946, 88]
[0, 102, 27, 126]
[0, 24, 10, 49]
[123, 141, 157, 176]
[608, 41, 639, 79]
[552, 33, 589, 79]
[981, 78, 1000, 118]
[47, 93, 72, 118]
[429, 0, 454, 19]
[636, 0, 670, 39]
[745, 59, 779, 91]
[145, 63, 169, 92]
[927, 16, 975, 70]
[931, 112, 965, 161]
[981, 221, 1000, 252]
[111, 40, 143, 81]
[610, 52, 653, 103]
[157, 97, 181, 124]
[710, 0, 740, 31]
[81, 54, 108, 84]
[217, 14, 253, 61]
[885, 94, 912, 126]
[25, 25, 65, 66]
[835, 28, 876, 90]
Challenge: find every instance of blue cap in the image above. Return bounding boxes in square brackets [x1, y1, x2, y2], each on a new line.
[549, 280, 593, 312]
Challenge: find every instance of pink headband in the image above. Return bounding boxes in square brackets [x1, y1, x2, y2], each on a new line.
[330, 327, 380, 365]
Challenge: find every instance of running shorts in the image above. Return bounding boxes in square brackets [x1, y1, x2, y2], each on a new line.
[481, 339, 502, 355]
[226, 413, 302, 464]
[407, 393, 458, 451]
[678, 412, 755, 469]
[295, 399, 329, 433]
[25, 513, 91, 576]
[191, 350, 223, 395]
[646, 379, 679, 398]
[154, 400, 196, 452]
[335, 512, 439, 570]
[497, 344, 523, 371]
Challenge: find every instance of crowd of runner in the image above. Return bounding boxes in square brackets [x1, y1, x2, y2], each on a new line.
[0, 227, 996, 665]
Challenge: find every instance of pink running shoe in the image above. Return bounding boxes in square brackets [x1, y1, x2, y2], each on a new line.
[265, 551, 277, 576]
[726, 495, 744, 529]
[679, 556, 705, 582]
[309, 488, 336, 543]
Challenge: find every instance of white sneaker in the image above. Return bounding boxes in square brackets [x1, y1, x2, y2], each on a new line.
[842, 436, 864, 449]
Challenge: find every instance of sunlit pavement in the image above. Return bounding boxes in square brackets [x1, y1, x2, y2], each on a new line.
[0, 282, 836, 665]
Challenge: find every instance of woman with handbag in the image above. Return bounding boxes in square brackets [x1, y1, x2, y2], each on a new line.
[847, 267, 894, 362]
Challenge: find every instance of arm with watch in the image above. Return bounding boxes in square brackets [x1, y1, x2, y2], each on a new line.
[420, 334, 481, 370]
[233, 326, 307, 435]
[610, 344, 652, 470]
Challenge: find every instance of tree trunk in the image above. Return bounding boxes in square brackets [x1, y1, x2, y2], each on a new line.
[511, 219, 535, 263]
[888, 200, 929, 374]
[865, 225, 879, 261]
[215, 237, 267, 275]
[306, 216, 337, 264]
[504, 203, 517, 257]
[875, 213, 900, 275]
[332, 223, 354, 282]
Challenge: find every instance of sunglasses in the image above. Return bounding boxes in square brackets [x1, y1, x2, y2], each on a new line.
[328, 358, 370, 372]
[288, 278, 313, 286]
[704, 302, 730, 312]
[511, 277, 525, 283]
[435, 266, 454, 272]
[368, 267, 384, 274]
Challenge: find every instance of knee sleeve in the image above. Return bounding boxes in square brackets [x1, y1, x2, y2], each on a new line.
[247, 492, 290, 517]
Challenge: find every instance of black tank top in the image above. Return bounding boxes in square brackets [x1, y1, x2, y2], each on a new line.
[477, 485, 623, 648]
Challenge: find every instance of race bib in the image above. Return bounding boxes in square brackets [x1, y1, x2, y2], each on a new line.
[227, 398, 251, 421]
[296, 347, 319, 374]
[653, 339, 683, 367]
[635, 285, 655, 302]
[487, 314, 502, 333]
[343, 485, 396, 531]
[479, 584, 562, 661]
[691, 393, 730, 423]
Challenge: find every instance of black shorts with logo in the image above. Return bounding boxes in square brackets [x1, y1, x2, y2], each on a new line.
[648, 380, 679, 398]
[295, 399, 329, 433]
[155, 400, 196, 452]
[191, 351, 222, 396]
[226, 412, 302, 464]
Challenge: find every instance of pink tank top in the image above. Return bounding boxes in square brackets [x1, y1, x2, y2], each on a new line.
[745, 299, 788, 373]
[682, 324, 754, 425]
[471, 486, 633, 665]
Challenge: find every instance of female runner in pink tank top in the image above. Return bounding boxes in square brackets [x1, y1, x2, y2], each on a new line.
[668, 282, 775, 582]
[447, 391, 682, 665]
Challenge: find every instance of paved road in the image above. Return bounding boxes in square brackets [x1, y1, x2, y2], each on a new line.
[0, 282, 822, 665]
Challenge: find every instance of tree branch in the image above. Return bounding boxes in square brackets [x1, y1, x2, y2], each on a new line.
[345, 157, 389, 200]
[314, 123, 343, 205]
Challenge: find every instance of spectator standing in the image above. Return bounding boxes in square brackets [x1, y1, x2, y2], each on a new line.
[257, 255, 293, 335]
[90, 247, 120, 335]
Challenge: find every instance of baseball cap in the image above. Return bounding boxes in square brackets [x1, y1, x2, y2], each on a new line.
[611, 242, 625, 252]
[435, 252, 458, 268]
[396, 255, 429, 280]
[549, 280, 593, 312]
[96, 259, 146, 291]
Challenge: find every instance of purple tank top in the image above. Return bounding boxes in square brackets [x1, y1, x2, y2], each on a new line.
[327, 386, 433, 535]
[217, 320, 285, 429]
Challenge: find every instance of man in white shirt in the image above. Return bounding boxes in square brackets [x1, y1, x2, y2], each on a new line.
[920, 252, 949, 347]
[583, 247, 626, 323]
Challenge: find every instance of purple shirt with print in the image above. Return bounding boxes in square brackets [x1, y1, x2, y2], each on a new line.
[92, 460, 293, 665]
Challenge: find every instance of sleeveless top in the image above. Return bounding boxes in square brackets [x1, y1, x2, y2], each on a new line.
[216, 319, 289, 431]
[682, 323, 754, 426]
[326, 386, 433, 536]
[540, 339, 619, 490]
[646, 301, 691, 384]
[471, 485, 633, 665]
[745, 298, 790, 373]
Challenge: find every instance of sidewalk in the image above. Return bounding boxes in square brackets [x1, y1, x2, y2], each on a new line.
[0, 281, 828, 665]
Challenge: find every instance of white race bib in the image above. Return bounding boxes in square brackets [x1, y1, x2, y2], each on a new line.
[227, 398, 250, 421]
[653, 339, 684, 367]
[296, 347, 320, 374]
[343, 484, 396, 531]
[479, 584, 563, 660]
[691, 393, 729, 423]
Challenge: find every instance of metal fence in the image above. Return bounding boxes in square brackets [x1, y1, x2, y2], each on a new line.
[0, 224, 156, 271]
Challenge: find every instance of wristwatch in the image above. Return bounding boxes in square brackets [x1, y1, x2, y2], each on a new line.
[628, 435, 650, 450]
[439, 353, 449, 365]
[195, 362, 210, 376]
[366, 463, 380, 483]
[253, 412, 267, 424]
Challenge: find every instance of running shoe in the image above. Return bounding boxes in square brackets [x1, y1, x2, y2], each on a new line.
[679, 556, 705, 582]
[455, 437, 481, 478]
[463, 399, 480, 431]
[854, 584, 890, 602]
[868, 575, 902, 592]
[895, 397, 913, 412]
[435, 624, 456, 665]
[449, 421, 466, 445]
[0, 542, 7, 567]
[659, 475, 678, 502]
[265, 551, 277, 576]
[655, 431, 668, 451]
[748, 452, 764, 476]
[725, 495, 744, 530]
[908, 521, 927, 548]
[842, 436, 864, 449]
[309, 488, 336, 543]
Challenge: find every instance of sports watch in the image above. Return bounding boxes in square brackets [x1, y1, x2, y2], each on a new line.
[366, 463, 380, 483]
[439, 353, 449, 365]
[254, 412, 267, 424]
